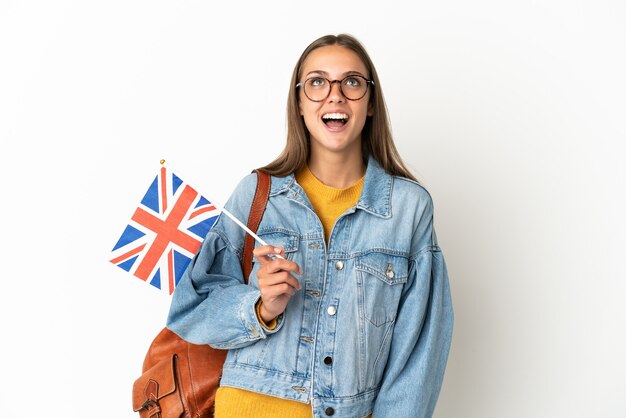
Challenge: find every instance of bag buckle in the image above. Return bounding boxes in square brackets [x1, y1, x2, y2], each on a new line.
[141, 398, 159, 410]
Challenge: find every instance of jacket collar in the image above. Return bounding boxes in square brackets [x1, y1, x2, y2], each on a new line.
[269, 156, 393, 219]
[356, 157, 392, 218]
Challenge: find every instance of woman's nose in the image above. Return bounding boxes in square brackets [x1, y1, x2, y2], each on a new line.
[327, 80, 345, 102]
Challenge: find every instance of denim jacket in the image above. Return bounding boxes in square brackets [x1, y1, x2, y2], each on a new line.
[167, 158, 453, 418]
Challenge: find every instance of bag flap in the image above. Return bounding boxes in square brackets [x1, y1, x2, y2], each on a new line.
[132, 355, 178, 412]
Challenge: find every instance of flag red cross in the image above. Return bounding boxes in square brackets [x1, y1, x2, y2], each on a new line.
[132, 185, 200, 281]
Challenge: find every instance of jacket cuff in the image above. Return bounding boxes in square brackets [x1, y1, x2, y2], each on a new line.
[240, 291, 284, 339]
[255, 300, 278, 330]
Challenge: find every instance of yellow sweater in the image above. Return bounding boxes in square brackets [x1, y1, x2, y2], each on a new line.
[215, 166, 365, 418]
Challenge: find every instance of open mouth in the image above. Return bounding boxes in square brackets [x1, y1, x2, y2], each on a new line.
[322, 112, 349, 128]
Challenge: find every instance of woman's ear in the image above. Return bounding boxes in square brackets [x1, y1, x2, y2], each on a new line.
[367, 100, 374, 117]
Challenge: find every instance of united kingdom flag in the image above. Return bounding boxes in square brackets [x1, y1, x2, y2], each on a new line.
[110, 163, 220, 294]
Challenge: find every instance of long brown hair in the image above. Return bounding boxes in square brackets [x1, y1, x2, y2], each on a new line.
[260, 33, 417, 182]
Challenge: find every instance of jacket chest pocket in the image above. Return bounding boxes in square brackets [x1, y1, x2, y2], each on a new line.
[355, 252, 409, 326]
[254, 229, 299, 258]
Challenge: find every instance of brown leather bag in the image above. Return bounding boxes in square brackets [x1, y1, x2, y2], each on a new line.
[132, 170, 271, 418]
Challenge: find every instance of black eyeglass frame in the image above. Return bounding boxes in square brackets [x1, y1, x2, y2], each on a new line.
[295, 75, 375, 102]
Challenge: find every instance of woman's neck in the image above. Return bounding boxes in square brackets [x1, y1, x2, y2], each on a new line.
[307, 150, 366, 189]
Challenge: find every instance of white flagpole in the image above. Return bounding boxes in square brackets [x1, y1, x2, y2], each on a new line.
[161, 159, 283, 259]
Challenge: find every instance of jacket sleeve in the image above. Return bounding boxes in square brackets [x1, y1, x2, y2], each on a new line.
[372, 243, 454, 418]
[166, 175, 283, 349]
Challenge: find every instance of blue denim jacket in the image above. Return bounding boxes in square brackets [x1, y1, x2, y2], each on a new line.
[167, 158, 453, 418]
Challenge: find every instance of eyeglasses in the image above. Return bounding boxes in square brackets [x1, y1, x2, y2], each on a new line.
[296, 75, 374, 102]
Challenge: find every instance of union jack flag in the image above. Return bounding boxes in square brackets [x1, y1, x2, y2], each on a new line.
[110, 164, 220, 294]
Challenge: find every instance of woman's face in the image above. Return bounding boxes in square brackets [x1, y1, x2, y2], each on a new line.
[298, 45, 373, 160]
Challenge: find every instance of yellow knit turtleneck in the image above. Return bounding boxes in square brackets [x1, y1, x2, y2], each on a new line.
[214, 166, 367, 418]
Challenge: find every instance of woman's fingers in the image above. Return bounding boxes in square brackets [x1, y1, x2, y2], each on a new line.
[258, 269, 301, 291]
[260, 282, 298, 298]
[254, 245, 302, 275]
[253, 245, 284, 262]
[264, 258, 302, 276]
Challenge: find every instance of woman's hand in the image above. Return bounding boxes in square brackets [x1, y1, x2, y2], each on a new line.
[253, 245, 302, 323]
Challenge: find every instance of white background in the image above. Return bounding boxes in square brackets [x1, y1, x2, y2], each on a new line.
[1, 1, 625, 417]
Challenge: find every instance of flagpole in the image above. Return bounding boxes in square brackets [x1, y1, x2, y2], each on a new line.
[160, 159, 284, 259]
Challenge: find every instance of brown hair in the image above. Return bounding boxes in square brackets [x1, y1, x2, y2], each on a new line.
[260, 33, 417, 182]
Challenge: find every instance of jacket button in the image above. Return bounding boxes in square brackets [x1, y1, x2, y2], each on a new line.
[335, 261, 344, 270]
[327, 306, 337, 316]
[324, 356, 333, 365]
[386, 263, 395, 279]
[325, 407, 335, 416]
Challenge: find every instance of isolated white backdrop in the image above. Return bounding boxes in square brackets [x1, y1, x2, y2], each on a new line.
[1, 1, 625, 417]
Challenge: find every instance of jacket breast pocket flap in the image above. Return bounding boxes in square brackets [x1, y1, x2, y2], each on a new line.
[256, 228, 299, 255]
[355, 252, 409, 285]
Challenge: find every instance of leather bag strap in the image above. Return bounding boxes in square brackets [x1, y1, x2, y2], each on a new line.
[241, 170, 271, 283]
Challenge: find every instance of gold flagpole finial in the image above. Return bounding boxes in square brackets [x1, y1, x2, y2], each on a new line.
[160, 159, 166, 165]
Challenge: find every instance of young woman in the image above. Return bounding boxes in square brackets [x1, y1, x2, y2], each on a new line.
[167, 34, 453, 418]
